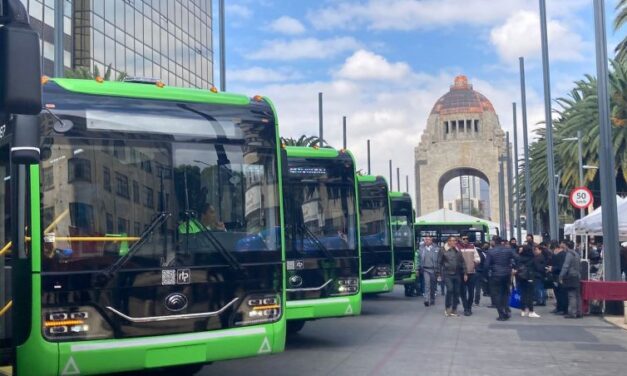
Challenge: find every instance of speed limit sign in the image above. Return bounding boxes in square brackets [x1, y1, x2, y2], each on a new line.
[569, 186, 593, 209]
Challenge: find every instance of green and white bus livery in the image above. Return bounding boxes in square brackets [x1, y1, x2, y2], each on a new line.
[357, 175, 393, 294]
[1, 78, 286, 375]
[389, 192, 417, 297]
[282, 146, 361, 333]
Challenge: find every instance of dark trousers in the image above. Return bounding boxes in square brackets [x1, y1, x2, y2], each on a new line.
[491, 275, 511, 318]
[474, 273, 486, 304]
[444, 274, 461, 311]
[553, 283, 568, 312]
[534, 278, 546, 305]
[517, 278, 534, 311]
[460, 274, 476, 311]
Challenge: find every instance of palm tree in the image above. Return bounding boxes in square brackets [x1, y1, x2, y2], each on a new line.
[280, 135, 327, 147]
[519, 59, 627, 229]
[64, 63, 128, 81]
[615, 0, 627, 61]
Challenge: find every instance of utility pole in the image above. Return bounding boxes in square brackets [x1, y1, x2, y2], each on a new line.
[367, 140, 371, 174]
[396, 167, 400, 193]
[513, 103, 522, 241]
[54, 0, 64, 77]
[506, 132, 514, 239]
[318, 92, 323, 147]
[406, 175, 409, 193]
[219, 0, 226, 91]
[389, 160, 393, 191]
[498, 158, 507, 237]
[519, 57, 534, 236]
[342, 116, 347, 150]
[593, 0, 620, 282]
[539, 0, 559, 241]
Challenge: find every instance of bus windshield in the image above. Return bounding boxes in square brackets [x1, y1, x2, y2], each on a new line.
[359, 181, 390, 249]
[39, 88, 281, 273]
[391, 199, 413, 249]
[284, 156, 357, 257]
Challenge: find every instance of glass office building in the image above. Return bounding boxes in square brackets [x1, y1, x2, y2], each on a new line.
[22, 0, 214, 89]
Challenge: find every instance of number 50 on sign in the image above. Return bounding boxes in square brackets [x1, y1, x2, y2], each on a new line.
[569, 187, 593, 209]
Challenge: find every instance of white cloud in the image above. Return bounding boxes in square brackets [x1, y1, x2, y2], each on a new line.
[335, 49, 412, 81]
[226, 4, 252, 19]
[489, 10, 586, 63]
[228, 67, 300, 83]
[308, 0, 589, 31]
[248, 37, 361, 60]
[268, 16, 306, 35]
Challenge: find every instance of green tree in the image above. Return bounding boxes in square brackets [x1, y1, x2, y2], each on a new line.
[615, 0, 627, 61]
[518, 59, 627, 228]
[64, 63, 128, 81]
[280, 135, 328, 147]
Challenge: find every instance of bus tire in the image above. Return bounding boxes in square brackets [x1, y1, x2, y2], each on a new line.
[287, 320, 306, 334]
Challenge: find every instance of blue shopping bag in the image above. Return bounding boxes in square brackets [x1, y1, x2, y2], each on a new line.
[509, 287, 522, 309]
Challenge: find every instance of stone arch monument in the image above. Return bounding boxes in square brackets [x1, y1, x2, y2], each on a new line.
[414, 75, 508, 224]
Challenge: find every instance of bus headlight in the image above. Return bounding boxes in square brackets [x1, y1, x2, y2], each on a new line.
[42, 306, 112, 341]
[374, 265, 392, 277]
[334, 277, 359, 295]
[234, 294, 281, 326]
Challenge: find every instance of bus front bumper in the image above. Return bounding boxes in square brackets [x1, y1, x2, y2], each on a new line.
[286, 294, 361, 321]
[361, 276, 394, 294]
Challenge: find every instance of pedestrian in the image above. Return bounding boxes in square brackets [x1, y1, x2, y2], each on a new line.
[514, 245, 540, 318]
[419, 236, 439, 307]
[533, 244, 547, 306]
[459, 235, 480, 316]
[485, 236, 516, 321]
[474, 242, 488, 305]
[548, 241, 568, 315]
[525, 234, 535, 248]
[559, 240, 582, 319]
[438, 236, 467, 317]
[509, 238, 518, 250]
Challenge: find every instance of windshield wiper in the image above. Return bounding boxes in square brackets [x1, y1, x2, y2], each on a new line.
[98, 211, 171, 284]
[186, 217, 242, 270]
[298, 224, 336, 261]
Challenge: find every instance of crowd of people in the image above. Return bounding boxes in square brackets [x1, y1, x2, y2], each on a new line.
[416, 234, 593, 320]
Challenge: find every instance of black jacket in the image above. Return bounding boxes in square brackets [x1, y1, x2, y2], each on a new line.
[486, 246, 516, 277]
[438, 246, 467, 276]
[514, 248, 534, 281]
[533, 253, 546, 280]
[551, 251, 566, 277]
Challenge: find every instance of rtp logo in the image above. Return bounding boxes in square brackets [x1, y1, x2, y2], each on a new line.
[177, 269, 191, 284]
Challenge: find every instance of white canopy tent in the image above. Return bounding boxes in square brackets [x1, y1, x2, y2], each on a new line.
[572, 196, 627, 239]
[415, 208, 501, 237]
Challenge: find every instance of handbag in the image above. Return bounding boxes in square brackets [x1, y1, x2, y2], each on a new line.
[509, 286, 522, 309]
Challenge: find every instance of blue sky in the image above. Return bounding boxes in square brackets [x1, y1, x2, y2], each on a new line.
[216, 0, 623, 203]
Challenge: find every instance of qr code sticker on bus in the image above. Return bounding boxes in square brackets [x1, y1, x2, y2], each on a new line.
[162, 269, 176, 285]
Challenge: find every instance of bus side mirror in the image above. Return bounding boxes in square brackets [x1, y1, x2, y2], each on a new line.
[0, 0, 42, 115]
[11, 114, 40, 164]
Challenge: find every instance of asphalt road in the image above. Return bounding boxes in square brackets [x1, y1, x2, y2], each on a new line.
[200, 286, 627, 376]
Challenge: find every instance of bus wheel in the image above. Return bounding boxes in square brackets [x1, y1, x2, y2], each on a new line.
[287, 320, 306, 334]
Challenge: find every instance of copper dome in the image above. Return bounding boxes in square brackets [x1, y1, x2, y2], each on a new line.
[430, 75, 495, 115]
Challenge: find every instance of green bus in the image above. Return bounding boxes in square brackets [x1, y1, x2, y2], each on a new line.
[389, 192, 417, 297]
[414, 221, 491, 245]
[1, 78, 286, 375]
[357, 175, 393, 294]
[282, 146, 361, 333]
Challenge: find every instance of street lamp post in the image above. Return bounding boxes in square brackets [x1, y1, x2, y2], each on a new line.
[593, 0, 621, 283]
[367, 140, 371, 174]
[318, 92, 324, 147]
[519, 57, 534, 236]
[539, 0, 559, 242]
[343, 116, 347, 150]
[498, 156, 507, 237]
[389, 160, 393, 191]
[513, 102, 522, 241]
[219, 0, 226, 91]
[563, 130, 585, 219]
[506, 132, 515, 240]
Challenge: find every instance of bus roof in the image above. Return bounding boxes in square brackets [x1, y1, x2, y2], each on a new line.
[284, 146, 357, 164]
[357, 174, 387, 184]
[49, 78, 251, 106]
[388, 191, 411, 199]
